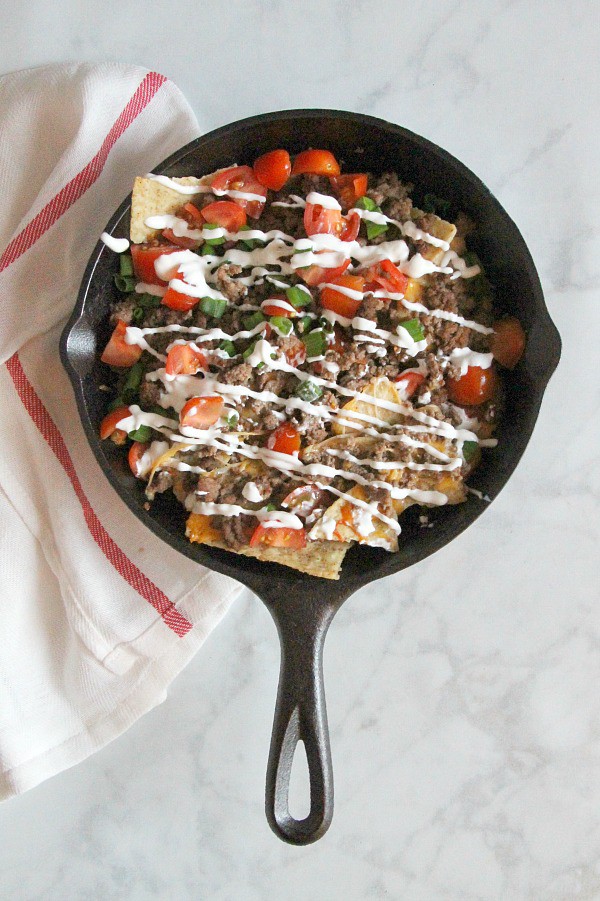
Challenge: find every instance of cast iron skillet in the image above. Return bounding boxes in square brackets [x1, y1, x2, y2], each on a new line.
[60, 110, 561, 845]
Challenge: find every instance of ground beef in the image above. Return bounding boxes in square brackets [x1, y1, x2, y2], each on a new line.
[220, 514, 255, 549]
[110, 296, 137, 325]
[139, 377, 161, 407]
[221, 362, 252, 385]
[368, 173, 413, 222]
[291, 412, 328, 445]
[216, 263, 247, 302]
[358, 295, 386, 321]
[421, 314, 469, 355]
[196, 475, 220, 503]
[254, 369, 295, 396]
[422, 273, 465, 311]
[144, 470, 173, 501]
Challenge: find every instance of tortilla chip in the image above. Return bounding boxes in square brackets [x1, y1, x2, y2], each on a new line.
[333, 377, 404, 436]
[308, 485, 400, 552]
[186, 513, 350, 579]
[129, 176, 204, 243]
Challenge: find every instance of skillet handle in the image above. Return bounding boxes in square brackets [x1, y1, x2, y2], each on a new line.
[265, 601, 335, 844]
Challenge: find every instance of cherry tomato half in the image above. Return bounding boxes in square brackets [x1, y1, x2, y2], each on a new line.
[253, 149, 291, 191]
[329, 174, 368, 208]
[362, 258, 408, 295]
[298, 256, 350, 287]
[128, 441, 150, 477]
[292, 150, 340, 177]
[394, 370, 425, 399]
[266, 422, 301, 455]
[249, 524, 307, 549]
[200, 200, 247, 232]
[210, 166, 266, 218]
[99, 405, 130, 440]
[165, 344, 207, 376]
[320, 274, 365, 319]
[161, 229, 198, 250]
[490, 317, 526, 369]
[130, 244, 181, 286]
[447, 365, 499, 406]
[162, 274, 199, 311]
[179, 396, 224, 429]
[101, 320, 143, 367]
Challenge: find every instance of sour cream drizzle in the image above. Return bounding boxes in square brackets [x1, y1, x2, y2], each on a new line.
[101, 232, 130, 253]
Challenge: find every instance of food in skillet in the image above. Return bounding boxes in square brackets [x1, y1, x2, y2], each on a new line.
[98, 148, 526, 579]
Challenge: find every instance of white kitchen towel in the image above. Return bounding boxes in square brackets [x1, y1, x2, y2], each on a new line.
[0, 62, 243, 800]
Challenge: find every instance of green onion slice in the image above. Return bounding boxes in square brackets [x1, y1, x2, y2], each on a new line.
[128, 425, 152, 442]
[294, 380, 323, 403]
[302, 329, 327, 358]
[218, 339, 236, 357]
[286, 285, 312, 308]
[119, 254, 134, 277]
[462, 440, 479, 462]
[203, 223, 225, 246]
[355, 195, 378, 212]
[200, 296, 227, 319]
[114, 274, 136, 293]
[269, 316, 293, 336]
[366, 221, 388, 240]
[243, 311, 266, 330]
[400, 319, 425, 342]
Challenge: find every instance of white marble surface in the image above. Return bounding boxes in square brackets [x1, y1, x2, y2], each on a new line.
[1, 1, 598, 898]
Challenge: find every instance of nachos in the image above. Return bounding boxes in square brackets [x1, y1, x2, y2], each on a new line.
[98, 148, 525, 579]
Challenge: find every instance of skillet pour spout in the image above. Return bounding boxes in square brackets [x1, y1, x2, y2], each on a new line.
[60, 109, 561, 845]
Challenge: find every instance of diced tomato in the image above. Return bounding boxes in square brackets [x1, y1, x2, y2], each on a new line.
[447, 365, 499, 406]
[162, 274, 199, 311]
[281, 484, 327, 518]
[304, 202, 343, 237]
[128, 441, 150, 477]
[210, 165, 266, 218]
[262, 294, 296, 318]
[340, 211, 360, 242]
[304, 204, 359, 243]
[320, 274, 365, 319]
[200, 200, 247, 232]
[179, 395, 224, 429]
[101, 320, 143, 368]
[291, 150, 340, 177]
[161, 228, 198, 250]
[249, 523, 307, 549]
[282, 336, 307, 367]
[266, 422, 301, 455]
[99, 405, 130, 440]
[181, 202, 205, 225]
[394, 369, 425, 398]
[329, 174, 368, 209]
[490, 317, 526, 369]
[362, 258, 408, 295]
[130, 244, 181, 286]
[165, 344, 207, 376]
[298, 256, 350, 287]
[253, 149, 292, 191]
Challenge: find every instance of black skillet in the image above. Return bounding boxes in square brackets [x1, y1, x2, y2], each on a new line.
[60, 110, 561, 845]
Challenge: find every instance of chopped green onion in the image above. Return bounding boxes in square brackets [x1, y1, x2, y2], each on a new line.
[119, 254, 134, 277]
[226, 411, 239, 427]
[201, 244, 217, 256]
[366, 221, 388, 240]
[400, 319, 425, 342]
[218, 339, 236, 357]
[203, 223, 225, 246]
[422, 193, 452, 218]
[107, 396, 126, 412]
[200, 296, 227, 319]
[136, 292, 162, 308]
[237, 224, 265, 251]
[294, 380, 323, 403]
[123, 360, 144, 395]
[296, 315, 313, 334]
[462, 440, 479, 462]
[242, 341, 257, 360]
[256, 362, 266, 372]
[355, 195, 378, 212]
[114, 274, 136, 293]
[128, 425, 152, 442]
[318, 316, 334, 334]
[286, 286, 311, 308]
[269, 316, 293, 336]
[243, 311, 266, 330]
[131, 307, 144, 325]
[302, 329, 327, 357]
[265, 503, 277, 512]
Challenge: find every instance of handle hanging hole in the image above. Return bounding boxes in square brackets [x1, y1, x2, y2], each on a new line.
[288, 739, 311, 821]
